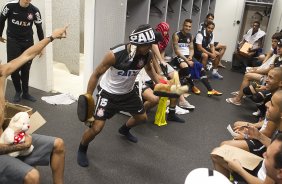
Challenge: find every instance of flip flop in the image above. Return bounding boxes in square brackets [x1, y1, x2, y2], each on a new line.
[226, 98, 241, 106]
[230, 91, 239, 96]
[218, 63, 226, 68]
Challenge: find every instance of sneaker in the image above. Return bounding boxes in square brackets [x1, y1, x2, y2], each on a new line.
[212, 71, 223, 79]
[22, 93, 37, 102]
[167, 114, 185, 123]
[179, 100, 195, 110]
[252, 110, 261, 117]
[207, 89, 223, 97]
[13, 91, 22, 102]
[191, 86, 201, 95]
[118, 127, 138, 143]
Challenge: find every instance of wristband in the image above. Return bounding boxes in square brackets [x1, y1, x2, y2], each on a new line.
[48, 36, 54, 42]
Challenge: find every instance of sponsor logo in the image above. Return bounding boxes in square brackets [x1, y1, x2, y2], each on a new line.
[12, 19, 31, 27]
[117, 70, 139, 77]
[13, 12, 19, 15]
[34, 12, 42, 23]
[137, 108, 143, 113]
[178, 43, 189, 48]
[27, 13, 33, 20]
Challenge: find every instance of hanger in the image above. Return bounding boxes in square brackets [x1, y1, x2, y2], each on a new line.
[181, 6, 188, 12]
[167, 3, 174, 13]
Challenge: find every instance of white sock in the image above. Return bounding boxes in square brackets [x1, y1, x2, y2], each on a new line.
[212, 69, 218, 74]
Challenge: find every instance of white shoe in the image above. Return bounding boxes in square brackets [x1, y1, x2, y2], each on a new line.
[179, 100, 195, 110]
[252, 110, 261, 116]
[212, 71, 223, 79]
[166, 106, 189, 115]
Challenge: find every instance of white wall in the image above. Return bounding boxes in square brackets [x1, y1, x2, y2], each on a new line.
[263, 0, 282, 51]
[0, 1, 53, 92]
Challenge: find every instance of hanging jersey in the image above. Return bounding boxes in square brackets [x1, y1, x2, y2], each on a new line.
[0, 1, 43, 41]
[100, 44, 151, 94]
[174, 31, 192, 56]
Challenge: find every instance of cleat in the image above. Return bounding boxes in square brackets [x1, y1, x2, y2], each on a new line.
[207, 89, 223, 97]
[191, 86, 201, 95]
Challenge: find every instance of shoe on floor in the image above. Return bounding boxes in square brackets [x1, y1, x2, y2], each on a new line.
[167, 114, 185, 123]
[191, 86, 201, 95]
[226, 97, 241, 106]
[207, 89, 223, 97]
[13, 91, 22, 102]
[212, 71, 223, 79]
[22, 93, 37, 102]
[179, 100, 195, 110]
[252, 110, 261, 116]
[118, 127, 138, 143]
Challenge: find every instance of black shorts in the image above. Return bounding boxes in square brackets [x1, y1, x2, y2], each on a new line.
[94, 86, 145, 120]
[245, 139, 266, 157]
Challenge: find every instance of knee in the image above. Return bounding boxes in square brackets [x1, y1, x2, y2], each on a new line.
[202, 53, 208, 60]
[53, 138, 65, 154]
[138, 113, 148, 122]
[151, 96, 159, 106]
[91, 123, 104, 134]
[220, 140, 229, 147]
[24, 168, 40, 184]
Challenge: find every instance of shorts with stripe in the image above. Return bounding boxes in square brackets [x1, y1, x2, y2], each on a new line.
[245, 139, 266, 157]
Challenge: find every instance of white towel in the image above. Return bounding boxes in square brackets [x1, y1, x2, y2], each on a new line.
[41, 93, 76, 105]
[243, 28, 265, 49]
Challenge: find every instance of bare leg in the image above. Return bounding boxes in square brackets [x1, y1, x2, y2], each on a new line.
[232, 73, 262, 102]
[220, 140, 249, 151]
[24, 168, 40, 184]
[51, 138, 65, 184]
[77, 120, 106, 167]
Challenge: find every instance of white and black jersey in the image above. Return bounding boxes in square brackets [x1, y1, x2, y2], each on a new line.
[100, 44, 152, 94]
[0, 1, 44, 41]
[174, 31, 192, 56]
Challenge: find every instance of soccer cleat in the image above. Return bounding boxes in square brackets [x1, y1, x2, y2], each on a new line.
[207, 89, 223, 97]
[191, 86, 201, 95]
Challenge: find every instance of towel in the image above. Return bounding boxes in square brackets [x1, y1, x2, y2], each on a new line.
[41, 93, 76, 105]
[243, 28, 265, 49]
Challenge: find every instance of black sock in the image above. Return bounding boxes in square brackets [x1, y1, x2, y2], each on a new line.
[201, 77, 212, 91]
[77, 143, 89, 167]
[78, 143, 88, 153]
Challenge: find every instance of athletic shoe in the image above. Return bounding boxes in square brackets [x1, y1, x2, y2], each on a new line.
[212, 71, 223, 79]
[167, 114, 185, 123]
[22, 93, 37, 102]
[192, 86, 201, 95]
[179, 100, 195, 110]
[118, 127, 138, 143]
[13, 91, 22, 102]
[207, 89, 223, 97]
[252, 110, 261, 117]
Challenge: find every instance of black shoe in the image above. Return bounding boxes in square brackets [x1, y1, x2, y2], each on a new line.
[167, 114, 185, 123]
[118, 127, 138, 143]
[22, 94, 37, 102]
[77, 150, 89, 167]
[13, 92, 22, 102]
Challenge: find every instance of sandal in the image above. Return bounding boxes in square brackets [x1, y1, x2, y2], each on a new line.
[230, 91, 239, 96]
[226, 98, 241, 106]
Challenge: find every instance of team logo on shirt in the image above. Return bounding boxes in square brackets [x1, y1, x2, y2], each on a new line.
[2, 6, 9, 16]
[27, 13, 33, 20]
[137, 58, 145, 69]
[96, 108, 105, 117]
[187, 38, 190, 43]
